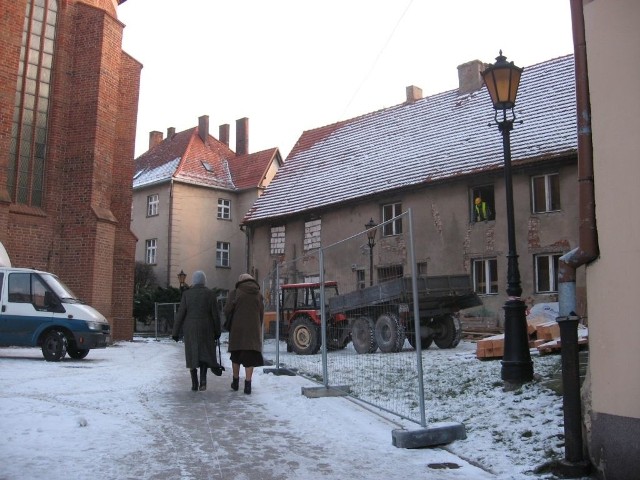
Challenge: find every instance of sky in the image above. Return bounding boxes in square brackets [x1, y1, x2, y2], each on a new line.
[117, 0, 575, 160]
[0, 319, 592, 479]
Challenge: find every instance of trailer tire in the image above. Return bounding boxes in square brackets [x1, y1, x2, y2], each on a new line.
[433, 314, 462, 349]
[375, 313, 405, 353]
[351, 316, 378, 354]
[41, 330, 68, 361]
[407, 333, 433, 350]
[289, 316, 320, 355]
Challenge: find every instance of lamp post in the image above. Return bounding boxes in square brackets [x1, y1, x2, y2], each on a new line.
[481, 51, 533, 385]
[177, 270, 187, 292]
[365, 218, 377, 286]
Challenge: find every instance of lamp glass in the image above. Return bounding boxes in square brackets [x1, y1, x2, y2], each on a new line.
[482, 53, 522, 110]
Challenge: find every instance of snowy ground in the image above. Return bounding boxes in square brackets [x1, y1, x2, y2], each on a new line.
[0, 336, 591, 480]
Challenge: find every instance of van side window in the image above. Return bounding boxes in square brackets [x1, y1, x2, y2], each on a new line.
[31, 276, 48, 309]
[8, 273, 31, 303]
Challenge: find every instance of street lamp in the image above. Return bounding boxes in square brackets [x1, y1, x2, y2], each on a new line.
[365, 218, 377, 286]
[481, 51, 533, 385]
[177, 270, 187, 292]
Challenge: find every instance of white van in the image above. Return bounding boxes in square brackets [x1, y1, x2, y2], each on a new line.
[0, 266, 110, 361]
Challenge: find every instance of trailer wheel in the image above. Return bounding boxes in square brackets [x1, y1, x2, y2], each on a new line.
[433, 314, 462, 349]
[375, 313, 405, 353]
[351, 316, 378, 354]
[289, 316, 320, 355]
[407, 333, 433, 350]
[41, 330, 68, 361]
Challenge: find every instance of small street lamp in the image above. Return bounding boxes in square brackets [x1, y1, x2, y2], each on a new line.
[365, 218, 377, 286]
[177, 269, 187, 292]
[481, 51, 533, 385]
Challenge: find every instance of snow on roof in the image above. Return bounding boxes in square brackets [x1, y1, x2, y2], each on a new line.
[244, 55, 576, 224]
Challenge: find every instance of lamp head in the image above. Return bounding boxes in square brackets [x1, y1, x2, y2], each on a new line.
[481, 51, 523, 111]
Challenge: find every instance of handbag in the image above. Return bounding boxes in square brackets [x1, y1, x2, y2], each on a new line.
[211, 339, 225, 376]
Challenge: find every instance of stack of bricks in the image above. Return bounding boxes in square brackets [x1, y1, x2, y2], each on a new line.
[476, 318, 587, 359]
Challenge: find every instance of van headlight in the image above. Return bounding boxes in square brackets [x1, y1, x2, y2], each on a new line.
[86, 321, 102, 330]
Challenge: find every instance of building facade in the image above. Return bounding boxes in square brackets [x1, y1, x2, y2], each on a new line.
[581, 1, 640, 478]
[0, 0, 140, 340]
[243, 55, 581, 323]
[131, 115, 282, 298]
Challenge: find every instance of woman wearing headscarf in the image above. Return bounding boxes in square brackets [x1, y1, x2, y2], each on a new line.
[224, 273, 264, 394]
[172, 270, 221, 391]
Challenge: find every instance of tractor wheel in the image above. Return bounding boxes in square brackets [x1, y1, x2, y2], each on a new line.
[289, 316, 320, 355]
[433, 314, 462, 349]
[351, 316, 377, 354]
[374, 313, 405, 353]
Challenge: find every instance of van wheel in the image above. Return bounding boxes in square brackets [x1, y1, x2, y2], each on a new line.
[41, 330, 68, 361]
[67, 346, 90, 359]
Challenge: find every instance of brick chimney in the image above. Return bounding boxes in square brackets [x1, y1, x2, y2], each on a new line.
[149, 130, 163, 150]
[167, 127, 175, 138]
[457, 60, 485, 95]
[219, 123, 230, 146]
[405, 85, 423, 104]
[236, 117, 249, 155]
[198, 115, 209, 144]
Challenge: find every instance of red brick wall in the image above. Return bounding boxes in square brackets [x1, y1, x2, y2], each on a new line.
[0, 0, 141, 340]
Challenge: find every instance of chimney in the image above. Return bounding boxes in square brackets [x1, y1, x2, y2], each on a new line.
[406, 85, 423, 103]
[219, 123, 230, 146]
[235, 117, 249, 155]
[149, 130, 163, 150]
[198, 115, 209, 144]
[457, 60, 485, 95]
[167, 127, 175, 138]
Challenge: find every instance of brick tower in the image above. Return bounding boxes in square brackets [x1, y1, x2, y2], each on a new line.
[0, 0, 141, 340]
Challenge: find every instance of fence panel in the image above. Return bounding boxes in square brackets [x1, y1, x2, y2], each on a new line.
[262, 210, 431, 424]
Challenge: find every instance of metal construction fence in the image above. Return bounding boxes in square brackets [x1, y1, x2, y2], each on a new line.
[261, 210, 437, 426]
[134, 302, 180, 339]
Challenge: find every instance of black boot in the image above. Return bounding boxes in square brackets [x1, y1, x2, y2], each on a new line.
[244, 380, 252, 395]
[231, 377, 239, 391]
[190, 369, 199, 391]
[199, 366, 207, 391]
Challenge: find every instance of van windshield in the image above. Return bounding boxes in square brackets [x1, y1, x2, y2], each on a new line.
[40, 273, 83, 303]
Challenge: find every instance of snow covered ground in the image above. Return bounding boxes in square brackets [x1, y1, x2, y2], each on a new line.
[0, 336, 591, 480]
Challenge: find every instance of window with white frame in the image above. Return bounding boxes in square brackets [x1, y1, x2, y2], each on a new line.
[532, 173, 560, 213]
[145, 239, 157, 264]
[472, 258, 498, 294]
[382, 203, 402, 236]
[217, 198, 231, 219]
[270, 226, 285, 254]
[147, 194, 159, 217]
[216, 241, 230, 267]
[304, 219, 321, 251]
[535, 253, 562, 293]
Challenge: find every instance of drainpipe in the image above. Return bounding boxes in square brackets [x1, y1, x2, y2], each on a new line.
[548, 1, 598, 477]
[167, 179, 175, 287]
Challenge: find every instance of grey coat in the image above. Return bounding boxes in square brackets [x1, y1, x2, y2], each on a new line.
[224, 279, 264, 353]
[172, 285, 221, 369]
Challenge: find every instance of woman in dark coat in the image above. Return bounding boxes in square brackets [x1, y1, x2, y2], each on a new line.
[224, 273, 264, 394]
[172, 271, 221, 391]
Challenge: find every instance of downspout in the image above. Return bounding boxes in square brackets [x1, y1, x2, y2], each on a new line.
[559, 0, 599, 309]
[167, 179, 175, 287]
[547, 1, 598, 476]
[241, 223, 251, 275]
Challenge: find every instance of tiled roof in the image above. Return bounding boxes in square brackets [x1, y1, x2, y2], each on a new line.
[133, 127, 278, 192]
[243, 54, 577, 224]
[229, 149, 281, 190]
